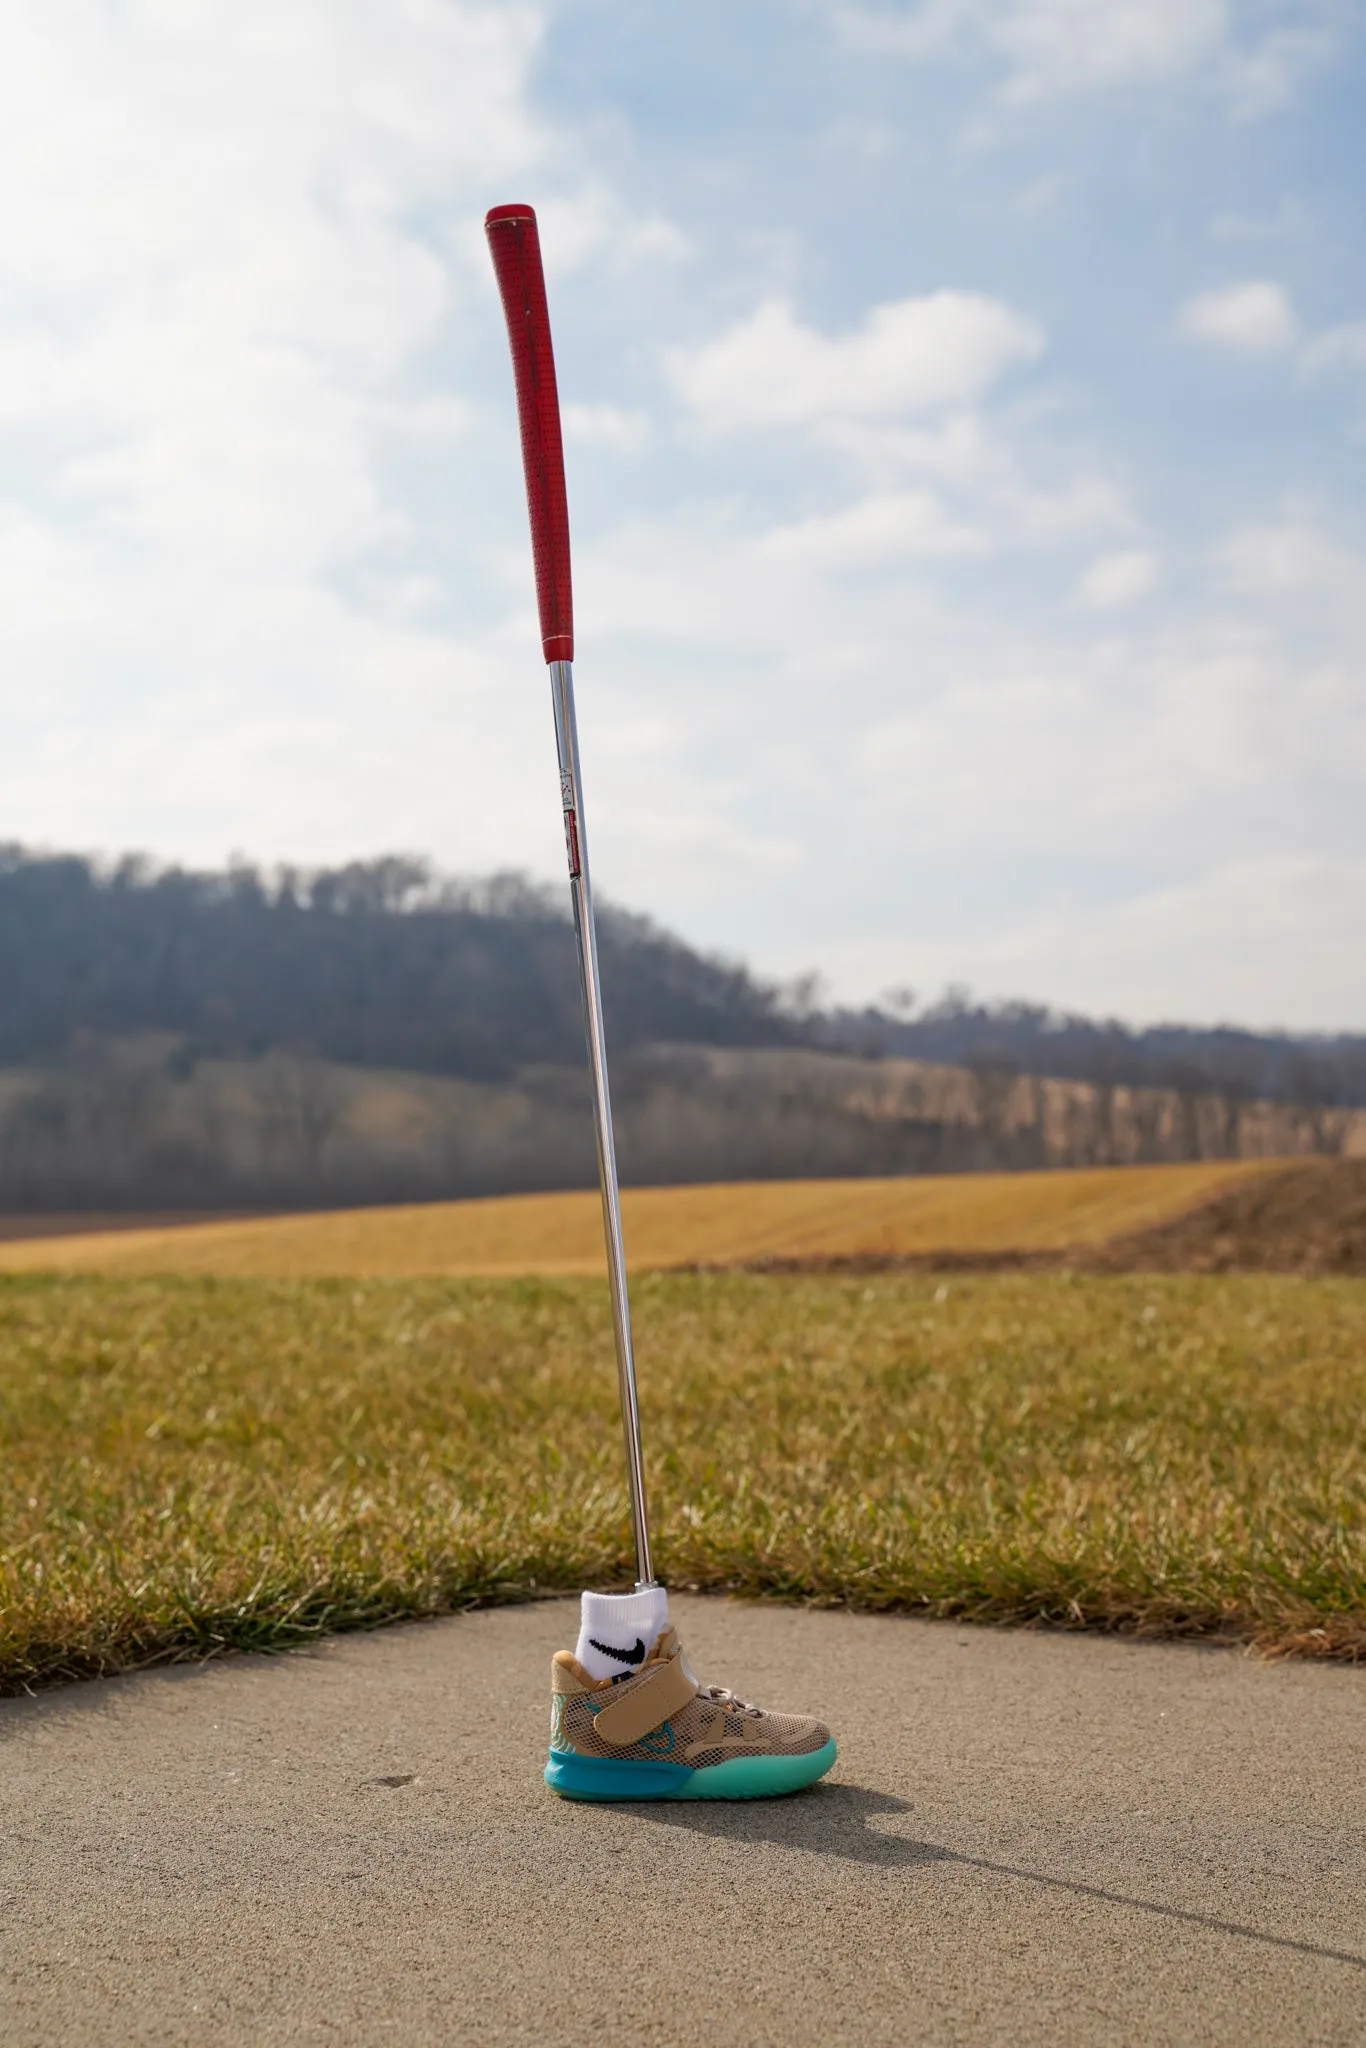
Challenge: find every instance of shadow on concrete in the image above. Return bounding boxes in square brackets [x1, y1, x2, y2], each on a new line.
[629, 1782, 1366, 1972]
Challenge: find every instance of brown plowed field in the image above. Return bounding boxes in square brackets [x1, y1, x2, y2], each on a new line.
[1086, 1158, 1366, 1274]
[732, 1160, 1366, 1276]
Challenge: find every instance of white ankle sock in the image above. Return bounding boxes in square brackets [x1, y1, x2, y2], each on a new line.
[575, 1586, 670, 1681]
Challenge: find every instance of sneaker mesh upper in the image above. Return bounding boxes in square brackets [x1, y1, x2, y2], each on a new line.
[554, 1675, 829, 1766]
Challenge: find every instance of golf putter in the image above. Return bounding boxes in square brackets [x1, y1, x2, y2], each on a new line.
[485, 203, 656, 1592]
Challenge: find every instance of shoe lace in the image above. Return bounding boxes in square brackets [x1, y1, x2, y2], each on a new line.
[695, 1682, 763, 1719]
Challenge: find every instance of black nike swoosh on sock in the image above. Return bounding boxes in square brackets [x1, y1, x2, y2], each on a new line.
[589, 1636, 646, 1667]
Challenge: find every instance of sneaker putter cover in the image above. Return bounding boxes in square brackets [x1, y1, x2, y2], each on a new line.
[546, 1626, 837, 1800]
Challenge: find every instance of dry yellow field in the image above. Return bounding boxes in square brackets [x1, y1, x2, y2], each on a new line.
[0, 1159, 1285, 1279]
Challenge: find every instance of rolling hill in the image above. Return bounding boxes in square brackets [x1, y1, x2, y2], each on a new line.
[0, 1158, 1298, 1278]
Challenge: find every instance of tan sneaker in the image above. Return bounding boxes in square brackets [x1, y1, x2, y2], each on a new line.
[545, 1625, 836, 1800]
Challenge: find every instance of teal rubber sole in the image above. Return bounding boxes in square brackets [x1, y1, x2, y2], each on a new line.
[545, 1738, 837, 1802]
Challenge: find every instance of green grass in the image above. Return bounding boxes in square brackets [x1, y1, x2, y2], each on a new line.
[1, 1270, 1363, 1692]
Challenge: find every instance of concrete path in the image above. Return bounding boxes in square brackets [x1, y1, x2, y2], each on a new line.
[2, 1597, 1363, 2046]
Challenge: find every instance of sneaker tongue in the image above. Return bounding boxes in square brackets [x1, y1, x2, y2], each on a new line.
[652, 1629, 702, 1694]
[644, 1625, 700, 1686]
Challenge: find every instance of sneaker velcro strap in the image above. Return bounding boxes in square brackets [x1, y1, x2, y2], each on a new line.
[594, 1653, 699, 1747]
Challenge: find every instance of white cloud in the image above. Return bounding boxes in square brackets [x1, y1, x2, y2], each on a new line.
[1222, 14, 1345, 117]
[1301, 321, 1366, 375]
[839, 0, 1227, 92]
[1177, 302, 1366, 383]
[985, 0, 1229, 103]
[785, 405, 1134, 556]
[1034, 855, 1366, 1027]
[1076, 549, 1159, 609]
[0, 2, 599, 885]
[1179, 280, 1299, 353]
[571, 442, 1128, 673]
[668, 294, 1043, 432]
[559, 487, 1366, 998]
[758, 491, 984, 565]
[1217, 514, 1362, 600]
[562, 403, 649, 450]
[805, 855, 1366, 1029]
[531, 184, 692, 277]
[743, 500, 1366, 1025]
[0, 1, 551, 559]
[837, 0, 1343, 116]
[846, 524, 1366, 864]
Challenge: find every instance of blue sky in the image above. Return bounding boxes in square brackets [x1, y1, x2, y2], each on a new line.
[1, 2, 1363, 1028]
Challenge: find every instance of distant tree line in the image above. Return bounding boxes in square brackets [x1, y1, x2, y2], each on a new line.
[822, 988, 1366, 1113]
[0, 846, 797, 1080]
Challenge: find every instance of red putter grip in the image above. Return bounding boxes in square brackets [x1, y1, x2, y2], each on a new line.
[485, 204, 574, 665]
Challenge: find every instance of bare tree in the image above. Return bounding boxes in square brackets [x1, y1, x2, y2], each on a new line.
[1283, 1054, 1341, 1157]
[254, 1052, 347, 1183]
[967, 1057, 1018, 1167]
